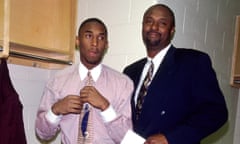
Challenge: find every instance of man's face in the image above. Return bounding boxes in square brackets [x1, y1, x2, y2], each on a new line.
[142, 6, 175, 53]
[78, 21, 108, 69]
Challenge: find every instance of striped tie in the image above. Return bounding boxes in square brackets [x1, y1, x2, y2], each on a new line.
[136, 61, 154, 120]
[77, 72, 94, 144]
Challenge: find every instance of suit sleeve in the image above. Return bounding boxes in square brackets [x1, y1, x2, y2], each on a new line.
[166, 53, 228, 143]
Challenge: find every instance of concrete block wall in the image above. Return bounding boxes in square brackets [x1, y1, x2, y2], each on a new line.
[7, 64, 52, 143]
[6, 0, 240, 143]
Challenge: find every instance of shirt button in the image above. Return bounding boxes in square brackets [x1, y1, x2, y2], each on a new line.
[161, 110, 166, 115]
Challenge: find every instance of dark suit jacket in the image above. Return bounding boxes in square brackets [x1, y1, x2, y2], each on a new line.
[0, 59, 27, 144]
[123, 46, 228, 144]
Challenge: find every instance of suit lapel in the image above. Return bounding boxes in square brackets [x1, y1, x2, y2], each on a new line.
[149, 46, 177, 87]
[129, 58, 147, 122]
[133, 46, 178, 123]
[157, 46, 177, 77]
[139, 46, 178, 120]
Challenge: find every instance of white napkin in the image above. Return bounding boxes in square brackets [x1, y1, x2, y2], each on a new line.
[121, 130, 145, 144]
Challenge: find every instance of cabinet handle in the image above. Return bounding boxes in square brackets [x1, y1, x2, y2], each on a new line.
[0, 45, 73, 65]
[10, 51, 73, 65]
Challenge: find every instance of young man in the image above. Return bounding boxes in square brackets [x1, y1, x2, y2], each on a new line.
[123, 4, 228, 144]
[36, 18, 133, 144]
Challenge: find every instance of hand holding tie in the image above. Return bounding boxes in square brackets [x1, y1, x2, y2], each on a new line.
[80, 86, 109, 111]
[52, 95, 83, 115]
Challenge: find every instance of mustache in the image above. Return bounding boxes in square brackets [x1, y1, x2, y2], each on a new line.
[146, 31, 161, 36]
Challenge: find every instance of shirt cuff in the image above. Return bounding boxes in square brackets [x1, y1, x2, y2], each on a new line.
[45, 109, 62, 124]
[100, 105, 117, 123]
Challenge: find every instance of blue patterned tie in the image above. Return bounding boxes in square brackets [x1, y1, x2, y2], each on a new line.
[78, 72, 94, 144]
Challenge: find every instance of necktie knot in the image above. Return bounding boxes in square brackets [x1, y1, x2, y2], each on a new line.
[86, 71, 93, 86]
[147, 61, 154, 81]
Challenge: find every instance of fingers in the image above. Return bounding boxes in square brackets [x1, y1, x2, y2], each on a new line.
[52, 95, 83, 115]
[80, 86, 109, 111]
[52, 86, 110, 115]
[80, 86, 96, 103]
[64, 95, 83, 114]
[144, 134, 168, 144]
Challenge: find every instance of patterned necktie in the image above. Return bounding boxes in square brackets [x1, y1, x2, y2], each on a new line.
[78, 71, 94, 144]
[136, 61, 154, 120]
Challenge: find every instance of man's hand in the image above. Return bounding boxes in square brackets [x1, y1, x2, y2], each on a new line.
[80, 86, 109, 111]
[52, 95, 83, 115]
[144, 134, 168, 144]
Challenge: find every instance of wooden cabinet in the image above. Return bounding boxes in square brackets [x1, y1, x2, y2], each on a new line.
[231, 15, 240, 87]
[0, 0, 77, 69]
[0, 0, 3, 54]
[0, 0, 9, 58]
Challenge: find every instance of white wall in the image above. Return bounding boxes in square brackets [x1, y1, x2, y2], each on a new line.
[8, 64, 53, 143]
[6, 0, 240, 143]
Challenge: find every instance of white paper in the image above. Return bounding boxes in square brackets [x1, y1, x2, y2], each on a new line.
[121, 130, 145, 144]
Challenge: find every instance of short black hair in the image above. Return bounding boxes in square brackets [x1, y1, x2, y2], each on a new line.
[78, 18, 108, 37]
[144, 4, 175, 27]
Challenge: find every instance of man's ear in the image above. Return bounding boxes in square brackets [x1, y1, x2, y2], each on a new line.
[106, 40, 109, 49]
[75, 36, 80, 49]
[171, 27, 175, 40]
[104, 41, 109, 54]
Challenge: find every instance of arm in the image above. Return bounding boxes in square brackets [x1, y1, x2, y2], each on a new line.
[80, 77, 134, 143]
[166, 53, 228, 143]
[103, 80, 133, 143]
[35, 85, 61, 141]
[104, 79, 134, 143]
[35, 81, 83, 141]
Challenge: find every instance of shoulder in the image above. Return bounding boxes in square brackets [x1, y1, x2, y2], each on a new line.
[125, 58, 146, 68]
[172, 48, 211, 63]
[47, 64, 79, 85]
[123, 58, 147, 73]
[175, 48, 209, 58]
[54, 64, 78, 78]
[170, 48, 215, 74]
[102, 65, 133, 85]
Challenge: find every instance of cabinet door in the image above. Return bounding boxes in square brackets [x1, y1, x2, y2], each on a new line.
[231, 16, 240, 87]
[8, 0, 77, 69]
[0, 0, 9, 58]
[0, 0, 3, 48]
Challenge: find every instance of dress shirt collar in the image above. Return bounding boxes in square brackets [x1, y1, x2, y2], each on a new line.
[78, 62, 102, 82]
[147, 43, 171, 75]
